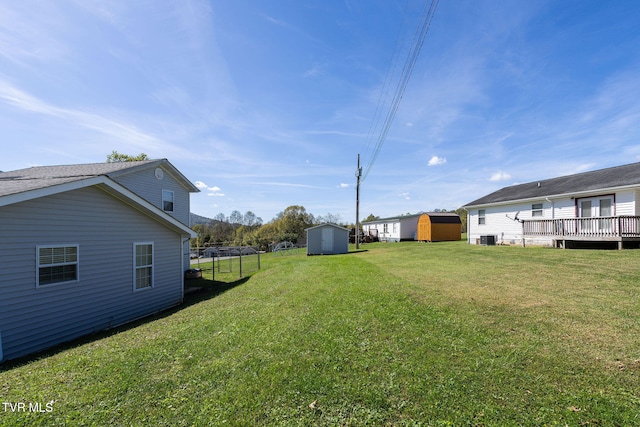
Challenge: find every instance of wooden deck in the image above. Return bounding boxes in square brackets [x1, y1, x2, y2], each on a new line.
[523, 216, 640, 249]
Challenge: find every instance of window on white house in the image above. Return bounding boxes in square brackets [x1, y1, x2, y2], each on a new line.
[162, 190, 174, 212]
[478, 210, 486, 225]
[600, 198, 612, 217]
[134, 243, 153, 290]
[532, 203, 543, 217]
[37, 245, 78, 286]
[383, 224, 388, 233]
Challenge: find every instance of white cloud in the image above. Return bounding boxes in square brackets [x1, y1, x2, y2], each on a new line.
[339, 183, 350, 188]
[399, 192, 411, 200]
[489, 171, 512, 181]
[428, 155, 447, 166]
[195, 180, 223, 195]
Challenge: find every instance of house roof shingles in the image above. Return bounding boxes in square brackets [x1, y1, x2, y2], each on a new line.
[0, 159, 197, 198]
[464, 162, 640, 207]
[362, 213, 423, 224]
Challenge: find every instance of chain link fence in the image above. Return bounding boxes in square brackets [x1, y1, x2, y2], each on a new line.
[189, 246, 261, 280]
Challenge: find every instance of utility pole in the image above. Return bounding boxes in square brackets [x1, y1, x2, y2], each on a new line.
[355, 154, 362, 249]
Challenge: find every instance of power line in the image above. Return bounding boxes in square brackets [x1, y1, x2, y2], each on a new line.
[361, 0, 439, 182]
[361, 0, 413, 167]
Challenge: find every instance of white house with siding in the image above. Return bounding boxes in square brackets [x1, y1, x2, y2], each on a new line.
[362, 213, 422, 242]
[0, 159, 198, 362]
[463, 162, 640, 249]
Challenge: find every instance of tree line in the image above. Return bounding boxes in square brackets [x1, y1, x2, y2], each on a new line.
[191, 206, 344, 252]
[192, 206, 468, 252]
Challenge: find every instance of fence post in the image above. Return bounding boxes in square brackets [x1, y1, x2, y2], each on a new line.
[239, 250, 243, 279]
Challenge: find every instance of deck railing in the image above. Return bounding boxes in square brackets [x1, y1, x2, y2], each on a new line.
[523, 216, 640, 239]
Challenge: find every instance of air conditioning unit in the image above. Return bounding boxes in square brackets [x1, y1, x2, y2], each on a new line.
[480, 235, 496, 246]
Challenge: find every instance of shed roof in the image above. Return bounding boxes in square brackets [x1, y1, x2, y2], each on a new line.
[305, 223, 349, 232]
[463, 161, 640, 207]
[421, 212, 461, 224]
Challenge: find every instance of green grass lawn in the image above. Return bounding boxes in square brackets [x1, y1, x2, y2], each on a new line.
[2, 241, 639, 426]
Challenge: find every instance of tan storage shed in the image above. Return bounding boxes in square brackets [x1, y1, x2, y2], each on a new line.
[417, 213, 462, 242]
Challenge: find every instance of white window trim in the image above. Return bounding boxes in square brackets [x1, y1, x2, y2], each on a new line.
[532, 203, 544, 217]
[577, 195, 615, 217]
[36, 244, 79, 288]
[133, 242, 154, 292]
[162, 190, 175, 212]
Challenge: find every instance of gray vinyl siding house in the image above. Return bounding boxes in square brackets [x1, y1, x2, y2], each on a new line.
[0, 159, 198, 362]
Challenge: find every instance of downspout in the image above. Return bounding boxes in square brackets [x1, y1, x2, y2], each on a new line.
[182, 237, 190, 303]
[545, 197, 556, 247]
[463, 207, 470, 244]
[545, 197, 554, 219]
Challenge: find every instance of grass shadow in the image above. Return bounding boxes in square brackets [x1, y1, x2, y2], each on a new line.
[0, 276, 250, 371]
[183, 276, 250, 303]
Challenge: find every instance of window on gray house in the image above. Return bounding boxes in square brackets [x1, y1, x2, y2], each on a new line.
[37, 245, 78, 286]
[134, 242, 153, 290]
[478, 210, 486, 225]
[162, 190, 174, 212]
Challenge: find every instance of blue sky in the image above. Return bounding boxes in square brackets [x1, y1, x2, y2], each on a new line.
[1, 1, 639, 223]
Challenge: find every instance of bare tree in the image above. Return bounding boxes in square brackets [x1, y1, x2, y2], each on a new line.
[244, 211, 257, 226]
[229, 210, 243, 225]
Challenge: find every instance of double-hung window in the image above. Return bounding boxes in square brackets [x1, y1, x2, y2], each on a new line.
[478, 210, 486, 225]
[532, 203, 543, 217]
[134, 242, 154, 291]
[162, 190, 174, 212]
[37, 245, 78, 286]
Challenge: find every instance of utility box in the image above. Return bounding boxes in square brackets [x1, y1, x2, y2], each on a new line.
[480, 235, 496, 246]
